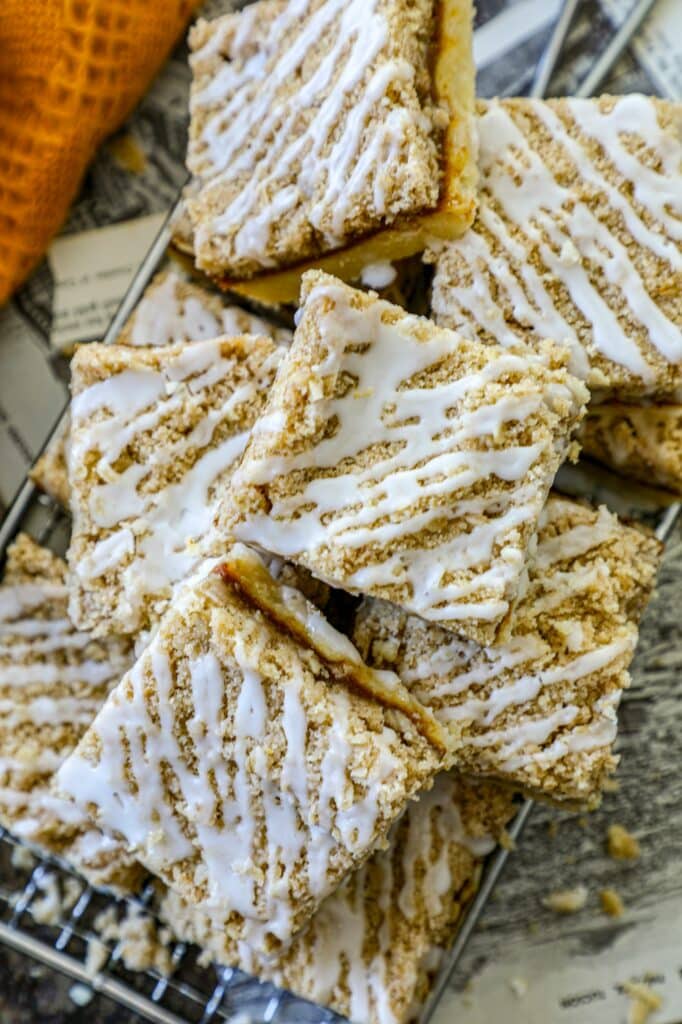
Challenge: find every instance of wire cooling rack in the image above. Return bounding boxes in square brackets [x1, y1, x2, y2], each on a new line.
[0, 2, 678, 1022]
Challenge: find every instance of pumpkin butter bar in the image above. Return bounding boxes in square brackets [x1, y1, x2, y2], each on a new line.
[431, 96, 682, 403]
[57, 546, 445, 953]
[161, 772, 517, 1024]
[185, 0, 478, 303]
[353, 495, 661, 806]
[229, 272, 588, 646]
[67, 335, 283, 637]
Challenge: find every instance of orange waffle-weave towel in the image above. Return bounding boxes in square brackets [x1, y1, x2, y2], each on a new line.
[0, 0, 200, 305]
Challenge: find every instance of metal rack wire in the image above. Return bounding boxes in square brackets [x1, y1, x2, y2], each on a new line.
[0, 1, 675, 1021]
[0, 815, 339, 1024]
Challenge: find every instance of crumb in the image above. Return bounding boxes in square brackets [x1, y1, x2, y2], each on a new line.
[107, 133, 147, 174]
[542, 885, 588, 914]
[577, 816, 589, 829]
[10, 845, 35, 871]
[547, 820, 559, 839]
[63, 877, 84, 913]
[499, 829, 516, 851]
[84, 936, 109, 976]
[94, 904, 173, 976]
[623, 980, 662, 1024]
[69, 983, 94, 1007]
[608, 824, 641, 860]
[29, 873, 82, 925]
[599, 888, 625, 917]
[30, 873, 63, 925]
[508, 976, 528, 998]
[602, 777, 620, 793]
[196, 946, 213, 969]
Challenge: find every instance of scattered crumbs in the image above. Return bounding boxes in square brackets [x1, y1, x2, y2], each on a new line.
[63, 876, 84, 913]
[69, 983, 94, 1007]
[577, 816, 589, 829]
[93, 906, 117, 935]
[84, 935, 109, 976]
[94, 903, 174, 976]
[196, 946, 213, 969]
[600, 888, 625, 918]
[608, 824, 641, 861]
[508, 976, 528, 999]
[602, 777, 620, 793]
[26, 871, 83, 925]
[107, 133, 147, 174]
[547, 820, 559, 840]
[10, 844, 36, 871]
[499, 829, 516, 852]
[542, 885, 588, 914]
[372, 637, 400, 663]
[623, 980, 662, 1024]
[30, 872, 63, 925]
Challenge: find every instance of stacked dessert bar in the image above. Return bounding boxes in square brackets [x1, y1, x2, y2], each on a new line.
[4, 1, 679, 1022]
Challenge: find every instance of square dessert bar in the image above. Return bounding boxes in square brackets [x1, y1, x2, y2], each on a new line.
[57, 545, 445, 952]
[0, 535, 140, 892]
[353, 495, 662, 805]
[161, 773, 517, 1024]
[229, 272, 588, 646]
[431, 95, 682, 402]
[67, 334, 284, 637]
[186, 0, 477, 303]
[580, 402, 682, 496]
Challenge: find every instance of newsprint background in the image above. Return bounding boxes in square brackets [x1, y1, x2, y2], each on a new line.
[0, 2, 681, 1022]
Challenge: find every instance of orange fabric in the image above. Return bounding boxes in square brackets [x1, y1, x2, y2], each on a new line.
[0, 0, 200, 305]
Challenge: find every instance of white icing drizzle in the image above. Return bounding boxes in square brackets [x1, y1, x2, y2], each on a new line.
[357, 496, 645, 798]
[433, 96, 682, 395]
[69, 338, 283, 632]
[128, 271, 292, 347]
[57, 558, 432, 950]
[130, 272, 220, 346]
[233, 279, 585, 633]
[360, 262, 397, 290]
[188, 0, 438, 269]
